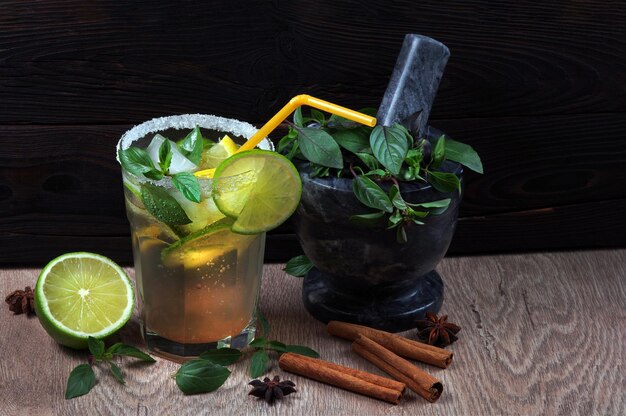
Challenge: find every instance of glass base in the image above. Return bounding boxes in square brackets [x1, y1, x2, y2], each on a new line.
[142, 319, 256, 362]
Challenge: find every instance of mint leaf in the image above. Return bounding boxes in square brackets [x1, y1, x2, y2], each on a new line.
[445, 138, 483, 174]
[349, 211, 386, 228]
[408, 198, 451, 215]
[199, 348, 242, 366]
[352, 175, 393, 213]
[310, 109, 326, 125]
[87, 337, 105, 359]
[293, 107, 304, 127]
[106, 343, 156, 362]
[388, 185, 407, 210]
[257, 309, 270, 337]
[356, 153, 380, 170]
[159, 139, 172, 173]
[396, 226, 408, 243]
[427, 171, 461, 193]
[249, 338, 267, 349]
[333, 128, 370, 154]
[297, 127, 343, 169]
[175, 359, 231, 395]
[65, 364, 96, 399]
[178, 126, 203, 165]
[109, 362, 125, 384]
[432, 135, 446, 168]
[249, 350, 269, 378]
[172, 172, 201, 203]
[369, 124, 409, 175]
[266, 340, 287, 353]
[285, 345, 320, 358]
[283, 255, 313, 277]
[118, 147, 158, 177]
[140, 183, 191, 225]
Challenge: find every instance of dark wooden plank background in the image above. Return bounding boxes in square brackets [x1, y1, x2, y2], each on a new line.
[1, 1, 625, 265]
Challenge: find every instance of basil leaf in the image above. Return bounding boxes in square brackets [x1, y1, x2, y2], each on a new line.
[310, 109, 325, 125]
[427, 171, 461, 193]
[405, 148, 423, 168]
[285, 345, 320, 358]
[387, 210, 403, 227]
[257, 309, 270, 337]
[158, 139, 172, 173]
[445, 138, 483, 174]
[266, 340, 287, 353]
[199, 348, 242, 366]
[293, 107, 304, 127]
[349, 211, 386, 228]
[369, 124, 409, 175]
[118, 147, 157, 177]
[249, 338, 267, 349]
[143, 169, 164, 181]
[178, 126, 203, 165]
[356, 153, 380, 170]
[176, 359, 231, 395]
[109, 362, 125, 384]
[432, 135, 446, 168]
[297, 127, 343, 169]
[65, 364, 96, 399]
[408, 199, 451, 209]
[172, 172, 201, 203]
[107, 343, 156, 362]
[283, 255, 313, 277]
[332, 128, 370, 154]
[87, 336, 105, 359]
[249, 350, 269, 378]
[388, 185, 407, 210]
[396, 226, 408, 244]
[352, 176, 393, 213]
[407, 207, 429, 219]
[278, 128, 298, 153]
[364, 169, 387, 178]
[140, 183, 191, 225]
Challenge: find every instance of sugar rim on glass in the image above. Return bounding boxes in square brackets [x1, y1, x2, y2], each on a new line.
[116, 114, 274, 188]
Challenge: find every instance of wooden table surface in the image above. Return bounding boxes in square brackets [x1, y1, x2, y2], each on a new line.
[1, 250, 624, 415]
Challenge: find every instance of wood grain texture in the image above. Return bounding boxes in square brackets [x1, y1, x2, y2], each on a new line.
[0, 251, 624, 415]
[0, 1, 624, 123]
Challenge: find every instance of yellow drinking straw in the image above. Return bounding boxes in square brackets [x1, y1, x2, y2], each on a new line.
[194, 94, 377, 178]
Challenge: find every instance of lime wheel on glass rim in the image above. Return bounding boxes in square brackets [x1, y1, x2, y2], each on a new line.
[210, 149, 302, 235]
[34, 252, 134, 349]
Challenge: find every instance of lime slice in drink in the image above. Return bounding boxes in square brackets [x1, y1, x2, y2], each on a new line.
[161, 217, 245, 268]
[212, 150, 302, 234]
[34, 252, 134, 349]
[201, 135, 239, 169]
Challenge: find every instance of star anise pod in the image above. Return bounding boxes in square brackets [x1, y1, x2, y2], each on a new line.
[5, 286, 36, 315]
[416, 312, 461, 347]
[248, 375, 296, 404]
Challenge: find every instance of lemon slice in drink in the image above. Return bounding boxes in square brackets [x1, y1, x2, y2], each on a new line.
[202, 135, 239, 169]
[34, 252, 134, 349]
[212, 150, 302, 234]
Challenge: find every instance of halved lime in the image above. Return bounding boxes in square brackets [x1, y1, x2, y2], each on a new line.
[212, 150, 302, 234]
[161, 217, 244, 268]
[34, 252, 134, 350]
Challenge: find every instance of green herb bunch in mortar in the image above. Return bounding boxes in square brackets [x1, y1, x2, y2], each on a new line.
[279, 107, 483, 245]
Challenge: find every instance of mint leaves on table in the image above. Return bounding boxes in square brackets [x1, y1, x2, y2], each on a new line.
[279, 108, 483, 244]
[175, 347, 242, 395]
[65, 337, 155, 399]
[283, 255, 313, 277]
[174, 308, 318, 394]
[248, 337, 320, 378]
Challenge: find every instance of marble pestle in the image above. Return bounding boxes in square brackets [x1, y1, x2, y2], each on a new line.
[376, 34, 450, 138]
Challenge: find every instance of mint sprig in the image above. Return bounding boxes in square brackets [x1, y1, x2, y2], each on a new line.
[279, 108, 482, 244]
[248, 337, 320, 378]
[283, 255, 313, 277]
[65, 337, 155, 399]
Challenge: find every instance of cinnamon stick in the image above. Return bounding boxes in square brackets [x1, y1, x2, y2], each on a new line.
[352, 335, 443, 403]
[278, 352, 405, 404]
[328, 320, 452, 368]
